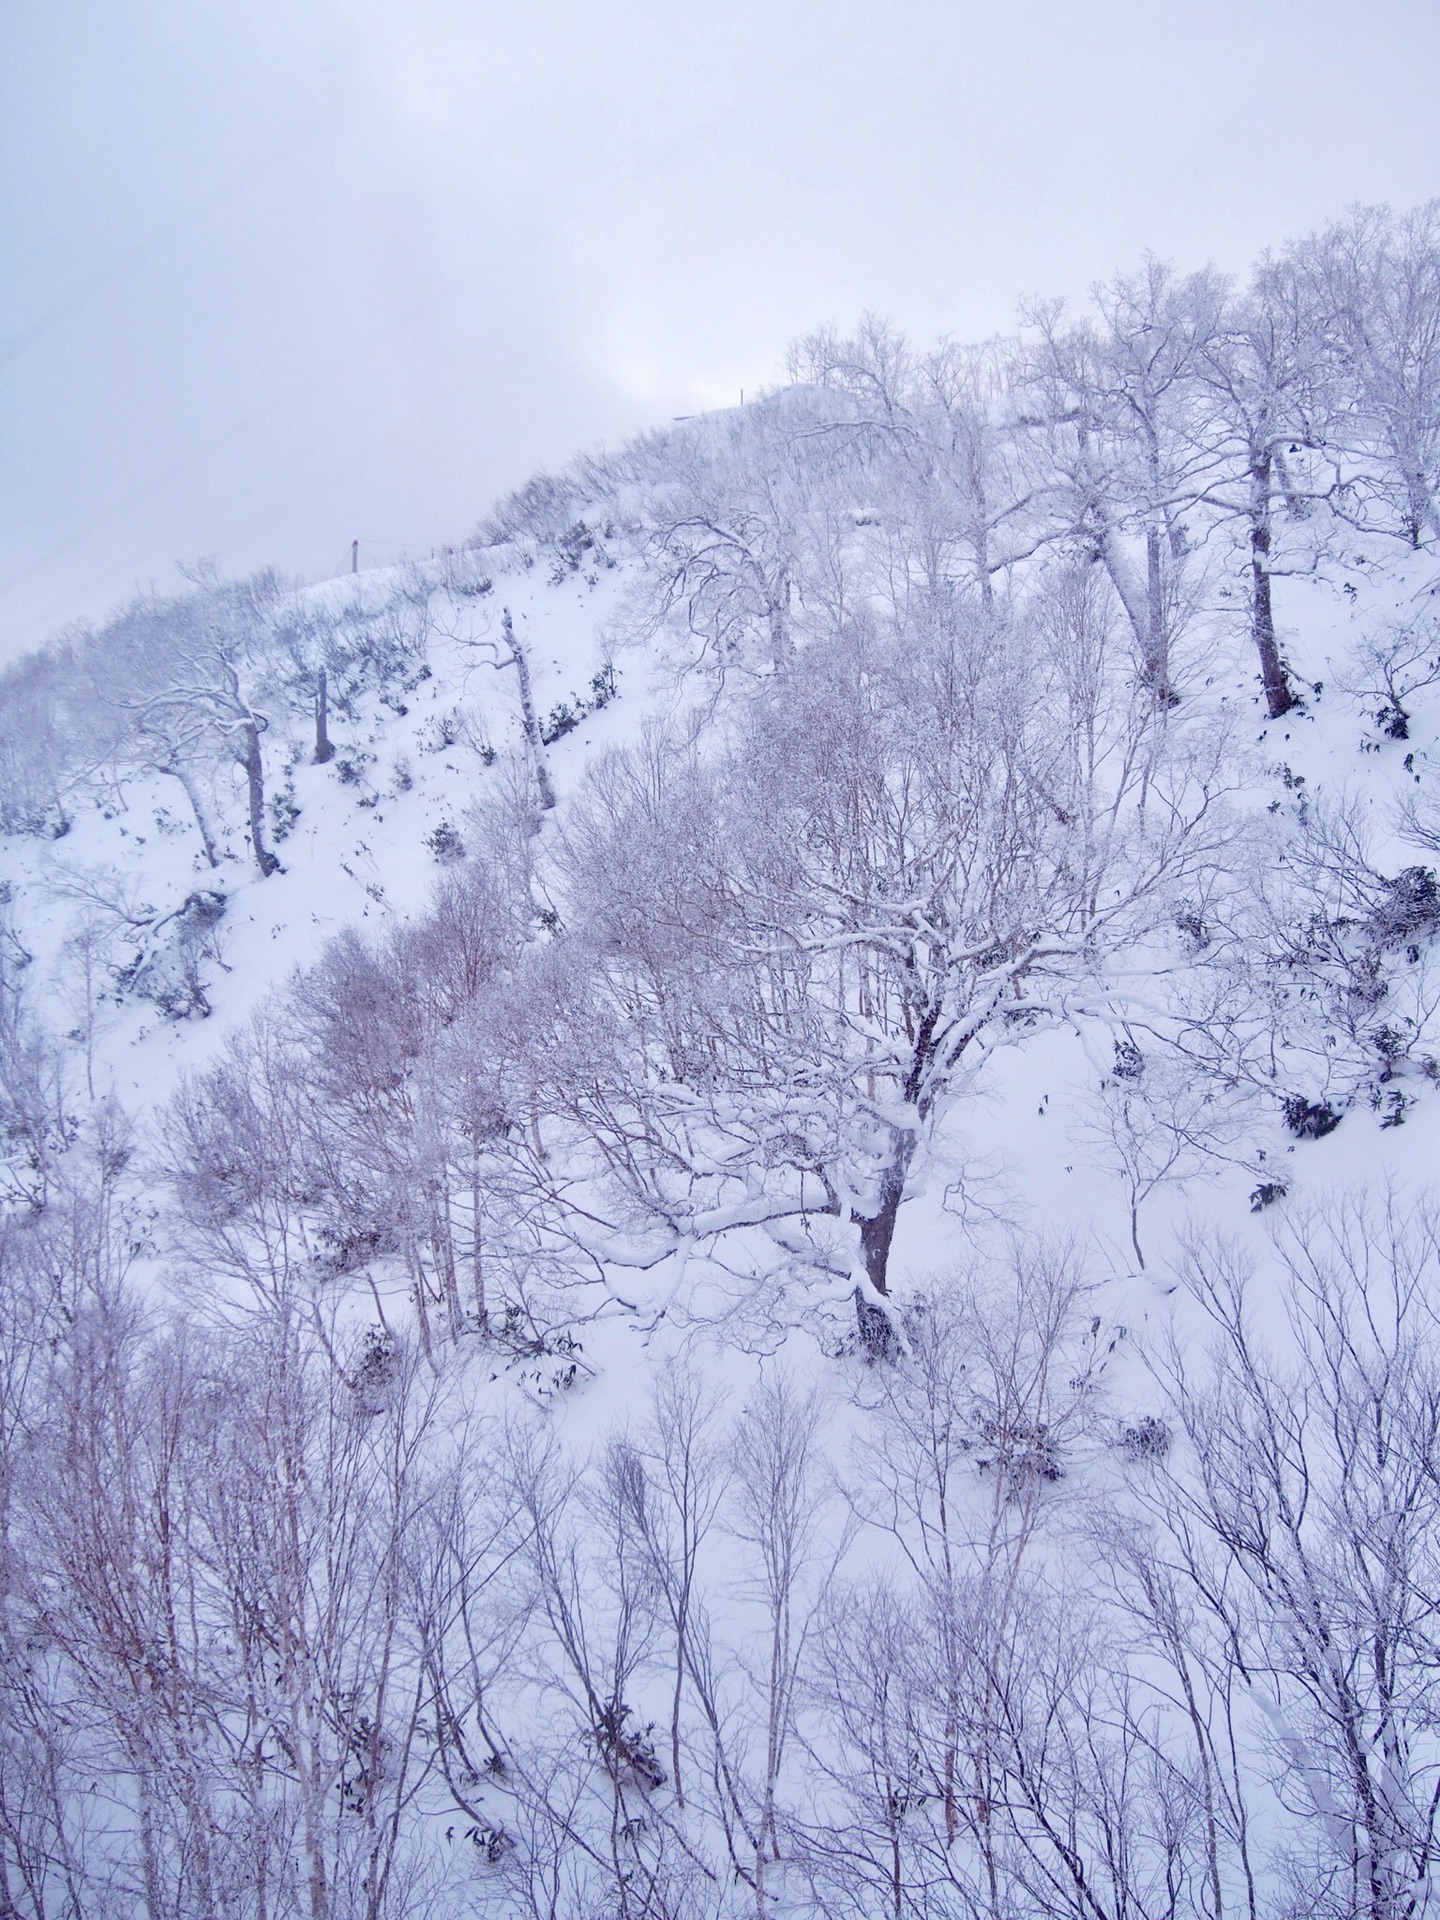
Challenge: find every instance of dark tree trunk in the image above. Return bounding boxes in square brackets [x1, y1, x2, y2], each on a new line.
[1250, 453, 1295, 719]
[1143, 524, 1172, 702]
[851, 1135, 916, 1360]
[1400, 460, 1440, 549]
[242, 722, 280, 877]
[857, 1160, 907, 1296]
[313, 667, 334, 764]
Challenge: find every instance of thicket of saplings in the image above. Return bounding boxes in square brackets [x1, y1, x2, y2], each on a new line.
[6, 1179, 1440, 1920]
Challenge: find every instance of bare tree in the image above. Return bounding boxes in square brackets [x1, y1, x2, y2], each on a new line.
[1020, 261, 1225, 702]
[94, 578, 287, 878]
[1135, 1195, 1440, 1918]
[480, 611, 556, 816]
[1295, 202, 1440, 547]
[1077, 1033, 1256, 1270]
[612, 1361, 732, 1807]
[727, 1370, 831, 1914]
[604, 389, 858, 681]
[790, 315, 1037, 617]
[545, 582, 1227, 1349]
[1196, 257, 1328, 718]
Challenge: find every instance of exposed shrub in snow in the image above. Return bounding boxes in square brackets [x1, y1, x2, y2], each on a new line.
[539, 663, 619, 744]
[1370, 864, 1440, 945]
[1117, 1413, 1171, 1459]
[425, 821, 466, 863]
[346, 1324, 399, 1416]
[1281, 1092, 1343, 1139]
[1250, 1179, 1289, 1211]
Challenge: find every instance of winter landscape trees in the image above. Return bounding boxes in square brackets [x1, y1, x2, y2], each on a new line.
[4, 199, 1440, 1916]
[536, 576, 1227, 1354]
[8, 1181, 1440, 1917]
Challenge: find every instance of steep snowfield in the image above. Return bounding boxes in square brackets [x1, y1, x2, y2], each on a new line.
[8, 445, 1440, 1920]
[16, 211, 1440, 1911]
[3, 553, 631, 1106]
[7, 520, 1440, 1375]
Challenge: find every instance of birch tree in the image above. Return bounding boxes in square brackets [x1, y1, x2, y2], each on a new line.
[1021, 262, 1225, 702]
[1195, 257, 1326, 717]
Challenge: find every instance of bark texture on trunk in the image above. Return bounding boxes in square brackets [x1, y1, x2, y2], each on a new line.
[851, 1134, 916, 1360]
[1143, 525, 1172, 702]
[1250, 454, 1295, 719]
[767, 563, 793, 671]
[242, 722, 280, 877]
[856, 1151, 911, 1297]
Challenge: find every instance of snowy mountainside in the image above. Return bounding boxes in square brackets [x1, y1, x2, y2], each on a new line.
[1, 547, 634, 1117]
[8, 216, 1440, 1918]
[7, 499, 1440, 1313]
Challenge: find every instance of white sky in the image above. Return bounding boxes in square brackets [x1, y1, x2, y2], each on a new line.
[2, 0, 1437, 659]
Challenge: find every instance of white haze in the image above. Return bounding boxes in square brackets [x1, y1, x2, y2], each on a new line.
[2, 0, 1438, 657]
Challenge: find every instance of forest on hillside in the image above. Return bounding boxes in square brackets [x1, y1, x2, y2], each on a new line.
[4, 203, 1440, 1919]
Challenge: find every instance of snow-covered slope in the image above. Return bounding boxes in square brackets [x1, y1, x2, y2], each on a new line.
[2, 552, 633, 1113]
[9, 522, 1440, 1322]
[8, 286, 1440, 1915]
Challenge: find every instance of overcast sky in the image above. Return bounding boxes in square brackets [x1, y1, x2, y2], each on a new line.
[2, 0, 1437, 660]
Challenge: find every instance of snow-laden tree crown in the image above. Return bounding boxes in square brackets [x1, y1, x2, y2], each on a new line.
[6, 201, 1440, 1919]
